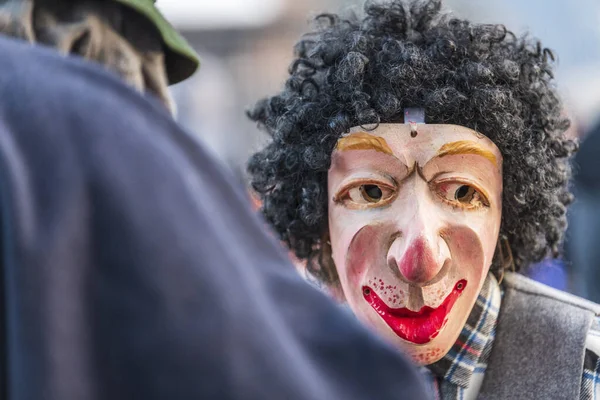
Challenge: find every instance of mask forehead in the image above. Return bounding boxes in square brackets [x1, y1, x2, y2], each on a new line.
[342, 124, 502, 169]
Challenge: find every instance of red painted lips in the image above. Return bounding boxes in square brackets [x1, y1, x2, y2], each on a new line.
[363, 280, 467, 344]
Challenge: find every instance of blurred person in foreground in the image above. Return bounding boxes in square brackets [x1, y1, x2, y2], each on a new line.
[248, 0, 600, 398]
[0, 0, 199, 112]
[0, 36, 429, 399]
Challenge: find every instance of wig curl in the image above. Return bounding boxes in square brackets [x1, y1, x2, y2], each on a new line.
[248, 0, 575, 284]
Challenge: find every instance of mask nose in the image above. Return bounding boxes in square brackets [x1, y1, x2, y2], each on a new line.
[387, 213, 450, 286]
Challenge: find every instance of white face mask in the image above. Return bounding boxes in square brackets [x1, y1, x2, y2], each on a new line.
[327, 123, 503, 365]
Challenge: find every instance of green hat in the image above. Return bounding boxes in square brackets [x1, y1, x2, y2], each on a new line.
[114, 0, 200, 85]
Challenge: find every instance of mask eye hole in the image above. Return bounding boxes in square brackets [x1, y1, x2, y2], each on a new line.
[455, 185, 476, 203]
[336, 180, 397, 209]
[434, 181, 490, 210]
[360, 184, 383, 203]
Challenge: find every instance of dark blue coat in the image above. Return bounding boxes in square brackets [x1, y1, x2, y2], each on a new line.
[0, 37, 428, 400]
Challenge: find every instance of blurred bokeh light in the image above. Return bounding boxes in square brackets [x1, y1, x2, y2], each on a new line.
[157, 0, 285, 30]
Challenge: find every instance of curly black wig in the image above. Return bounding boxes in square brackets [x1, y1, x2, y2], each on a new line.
[247, 0, 576, 285]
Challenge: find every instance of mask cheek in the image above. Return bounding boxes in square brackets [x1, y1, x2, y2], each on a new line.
[331, 223, 390, 296]
[334, 225, 373, 288]
[442, 225, 489, 282]
[328, 226, 352, 280]
[328, 206, 361, 262]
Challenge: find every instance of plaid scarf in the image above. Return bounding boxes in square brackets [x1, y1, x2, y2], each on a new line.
[421, 273, 600, 400]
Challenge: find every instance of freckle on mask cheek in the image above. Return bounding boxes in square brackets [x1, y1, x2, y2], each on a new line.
[412, 347, 444, 364]
[367, 276, 407, 305]
[422, 283, 451, 307]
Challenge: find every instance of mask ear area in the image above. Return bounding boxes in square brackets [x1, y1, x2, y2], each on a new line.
[0, 0, 35, 42]
[493, 234, 515, 285]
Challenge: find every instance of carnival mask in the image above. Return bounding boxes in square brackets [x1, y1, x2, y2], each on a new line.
[327, 122, 503, 365]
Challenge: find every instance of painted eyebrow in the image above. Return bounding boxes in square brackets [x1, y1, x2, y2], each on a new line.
[436, 141, 498, 166]
[335, 132, 393, 156]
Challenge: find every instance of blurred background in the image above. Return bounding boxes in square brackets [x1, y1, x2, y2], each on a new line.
[159, 0, 600, 299]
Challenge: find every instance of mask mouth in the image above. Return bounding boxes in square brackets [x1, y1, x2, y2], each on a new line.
[362, 279, 467, 344]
